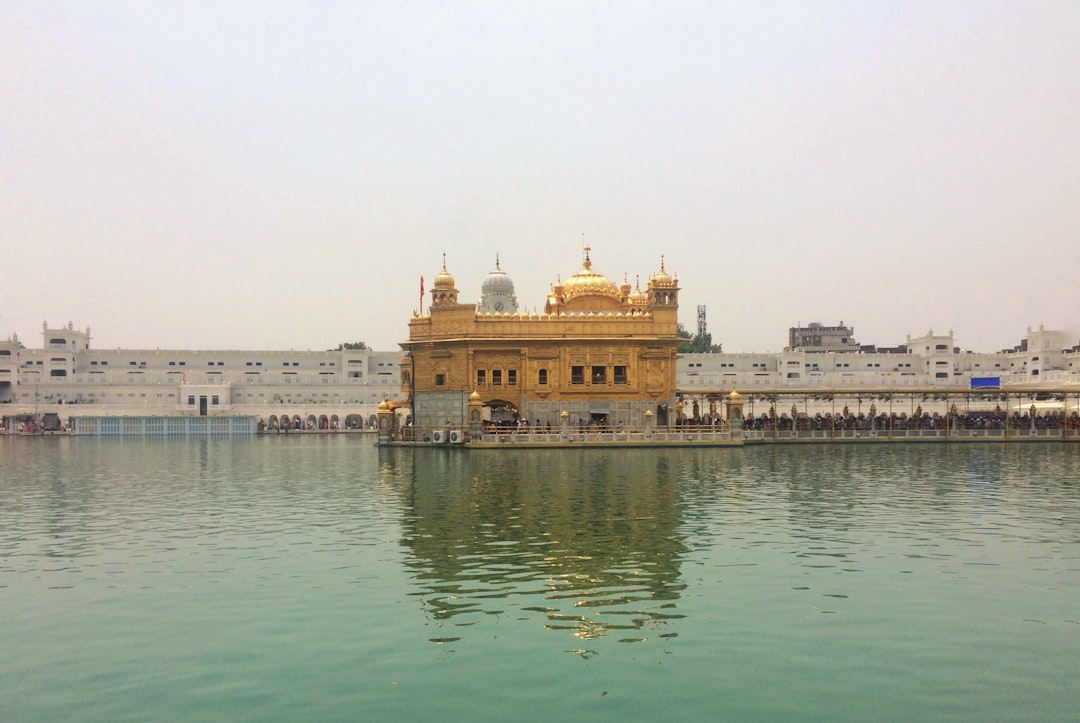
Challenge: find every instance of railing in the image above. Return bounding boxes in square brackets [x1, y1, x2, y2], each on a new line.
[387, 424, 1080, 446]
[744, 427, 1078, 441]
[476, 428, 738, 444]
[72, 415, 257, 436]
[391, 425, 740, 445]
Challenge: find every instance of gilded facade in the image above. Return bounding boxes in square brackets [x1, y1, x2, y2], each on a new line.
[400, 249, 681, 429]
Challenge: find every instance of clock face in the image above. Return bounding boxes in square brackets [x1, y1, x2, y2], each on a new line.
[494, 301, 504, 312]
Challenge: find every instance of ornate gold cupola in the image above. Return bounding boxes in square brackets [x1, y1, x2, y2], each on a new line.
[430, 254, 459, 307]
[646, 256, 679, 308]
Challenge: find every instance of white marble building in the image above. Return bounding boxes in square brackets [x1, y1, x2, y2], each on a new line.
[677, 326, 1080, 391]
[1, 322, 401, 429]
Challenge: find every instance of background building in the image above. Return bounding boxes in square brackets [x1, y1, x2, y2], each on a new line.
[0, 321, 400, 431]
[679, 325, 1080, 392]
[787, 321, 860, 353]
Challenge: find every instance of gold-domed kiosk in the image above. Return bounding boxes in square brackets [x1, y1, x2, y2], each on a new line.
[399, 247, 681, 437]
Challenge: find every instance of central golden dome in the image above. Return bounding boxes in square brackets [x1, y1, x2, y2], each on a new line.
[561, 247, 620, 302]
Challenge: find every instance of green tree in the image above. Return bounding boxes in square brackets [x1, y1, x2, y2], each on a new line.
[676, 323, 722, 353]
[332, 341, 368, 351]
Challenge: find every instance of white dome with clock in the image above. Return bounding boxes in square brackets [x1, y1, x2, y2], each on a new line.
[478, 254, 519, 314]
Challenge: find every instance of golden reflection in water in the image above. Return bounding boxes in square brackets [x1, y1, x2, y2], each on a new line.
[380, 448, 692, 642]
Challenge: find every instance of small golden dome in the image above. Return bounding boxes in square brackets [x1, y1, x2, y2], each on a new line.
[650, 255, 676, 288]
[469, 390, 481, 401]
[433, 253, 455, 288]
[728, 390, 741, 401]
[377, 400, 389, 411]
[434, 267, 454, 288]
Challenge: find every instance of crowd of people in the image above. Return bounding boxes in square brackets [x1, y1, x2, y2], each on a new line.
[741, 410, 1080, 432]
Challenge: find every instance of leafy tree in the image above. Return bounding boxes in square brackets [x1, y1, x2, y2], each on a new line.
[677, 323, 722, 353]
[332, 341, 368, 351]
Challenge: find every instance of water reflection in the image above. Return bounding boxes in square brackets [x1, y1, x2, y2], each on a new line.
[6, 436, 1080, 723]
[381, 448, 692, 642]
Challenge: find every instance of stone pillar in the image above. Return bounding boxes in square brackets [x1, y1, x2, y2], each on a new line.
[644, 409, 654, 439]
[468, 391, 483, 442]
[726, 390, 743, 440]
[560, 410, 569, 440]
[376, 401, 393, 446]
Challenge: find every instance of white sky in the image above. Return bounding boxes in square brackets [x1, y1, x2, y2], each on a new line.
[2, 1, 1078, 353]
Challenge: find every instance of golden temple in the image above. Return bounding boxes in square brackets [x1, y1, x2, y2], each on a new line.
[398, 248, 682, 433]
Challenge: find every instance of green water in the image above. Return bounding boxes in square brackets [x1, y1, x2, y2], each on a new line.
[2, 437, 1078, 721]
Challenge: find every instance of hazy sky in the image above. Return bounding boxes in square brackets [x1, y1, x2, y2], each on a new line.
[3, 1, 1078, 353]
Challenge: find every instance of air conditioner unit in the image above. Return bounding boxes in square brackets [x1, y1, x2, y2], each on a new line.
[432, 430, 446, 444]
[449, 429, 463, 444]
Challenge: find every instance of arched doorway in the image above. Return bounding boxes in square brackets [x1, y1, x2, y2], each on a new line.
[485, 399, 518, 431]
